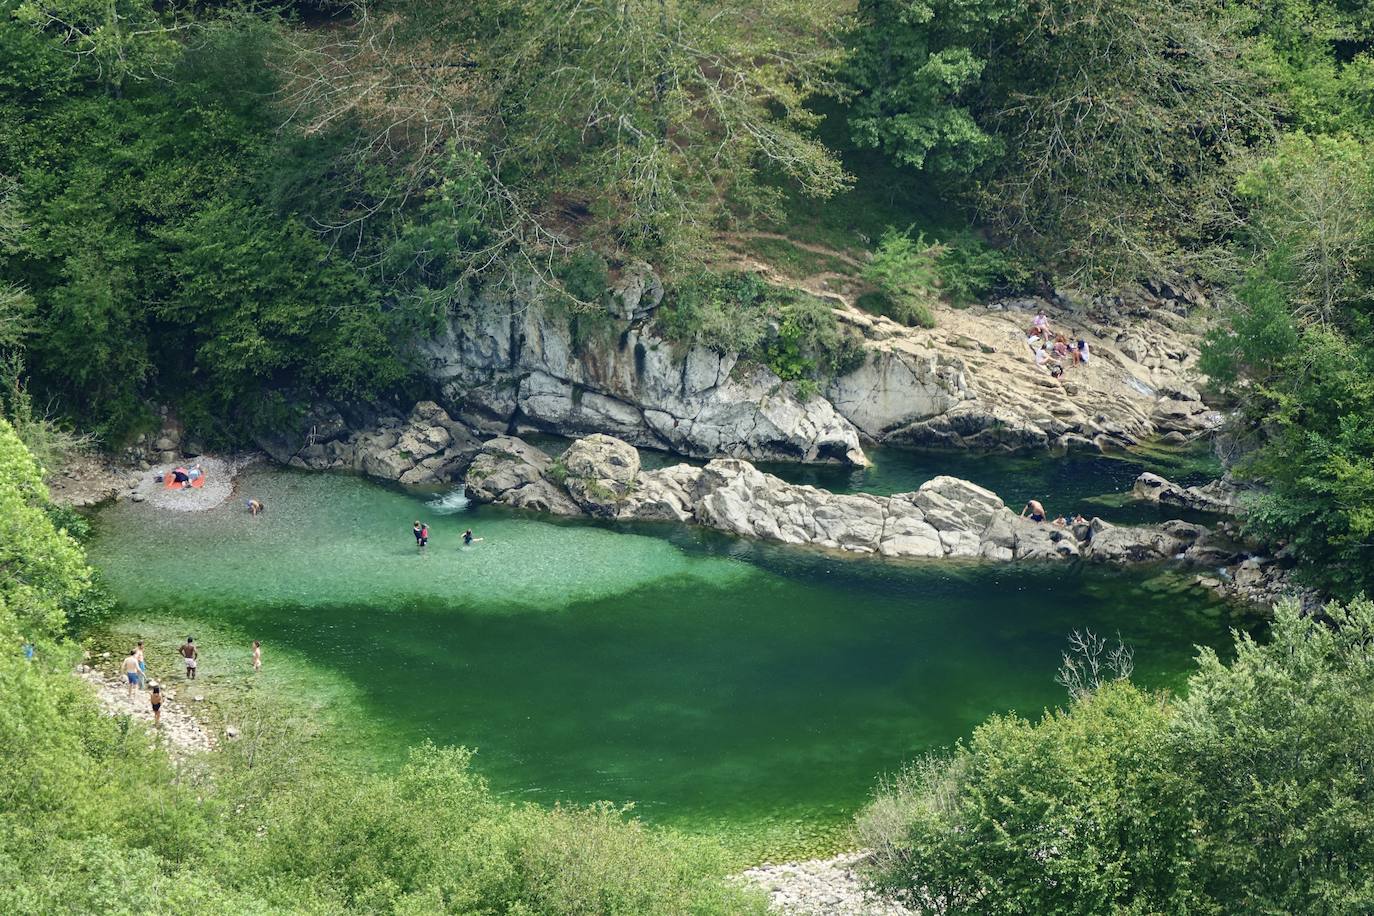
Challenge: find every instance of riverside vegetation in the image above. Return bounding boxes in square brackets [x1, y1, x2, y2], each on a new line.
[3, 0, 1374, 911]
[0, 418, 770, 914]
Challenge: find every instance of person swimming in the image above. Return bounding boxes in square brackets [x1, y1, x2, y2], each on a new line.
[462, 529, 484, 546]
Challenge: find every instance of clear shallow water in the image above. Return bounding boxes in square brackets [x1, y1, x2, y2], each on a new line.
[89, 464, 1243, 849]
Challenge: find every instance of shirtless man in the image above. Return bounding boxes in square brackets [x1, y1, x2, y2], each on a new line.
[149, 682, 163, 727]
[121, 649, 141, 698]
[180, 637, 198, 679]
[1021, 499, 1047, 523]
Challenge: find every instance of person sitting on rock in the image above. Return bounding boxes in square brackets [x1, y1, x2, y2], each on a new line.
[1032, 309, 1050, 336]
[1075, 338, 1090, 366]
[1021, 499, 1046, 523]
[1052, 515, 1069, 527]
[1052, 335, 1070, 362]
[187, 463, 203, 484]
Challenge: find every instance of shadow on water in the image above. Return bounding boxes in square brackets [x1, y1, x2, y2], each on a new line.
[87, 458, 1251, 852]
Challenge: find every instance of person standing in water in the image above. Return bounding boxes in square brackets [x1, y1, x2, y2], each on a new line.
[121, 649, 141, 698]
[149, 682, 163, 727]
[413, 520, 426, 550]
[180, 637, 198, 679]
[462, 529, 483, 547]
[252, 640, 261, 672]
[246, 498, 264, 516]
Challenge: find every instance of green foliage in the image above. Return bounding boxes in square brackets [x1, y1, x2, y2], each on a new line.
[0, 5, 415, 444]
[848, 0, 1274, 282]
[935, 232, 1033, 306]
[657, 272, 864, 390]
[861, 228, 940, 326]
[0, 417, 93, 646]
[860, 598, 1374, 914]
[1172, 598, 1374, 912]
[1202, 134, 1374, 596]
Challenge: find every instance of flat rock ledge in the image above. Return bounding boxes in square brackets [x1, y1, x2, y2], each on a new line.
[740, 853, 915, 916]
[1133, 471, 1242, 515]
[466, 433, 1213, 565]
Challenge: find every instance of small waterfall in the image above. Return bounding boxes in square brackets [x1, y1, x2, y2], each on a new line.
[426, 486, 470, 514]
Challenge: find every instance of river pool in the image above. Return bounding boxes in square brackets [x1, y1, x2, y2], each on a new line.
[88, 453, 1245, 854]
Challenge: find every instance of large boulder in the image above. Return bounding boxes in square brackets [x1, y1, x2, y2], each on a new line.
[826, 343, 970, 439]
[1133, 472, 1241, 515]
[464, 436, 582, 516]
[560, 434, 642, 517]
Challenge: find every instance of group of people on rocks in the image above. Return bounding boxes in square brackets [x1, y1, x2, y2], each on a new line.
[1020, 498, 1089, 530]
[1026, 309, 1089, 378]
[118, 636, 261, 727]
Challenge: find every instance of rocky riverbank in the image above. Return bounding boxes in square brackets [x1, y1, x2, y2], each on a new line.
[741, 853, 914, 916]
[77, 665, 215, 758]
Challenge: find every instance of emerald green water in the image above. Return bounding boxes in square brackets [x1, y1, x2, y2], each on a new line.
[89, 463, 1243, 851]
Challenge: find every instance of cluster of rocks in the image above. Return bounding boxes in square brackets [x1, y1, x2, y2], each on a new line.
[466, 433, 1217, 566]
[1133, 471, 1242, 515]
[256, 401, 482, 486]
[740, 853, 913, 916]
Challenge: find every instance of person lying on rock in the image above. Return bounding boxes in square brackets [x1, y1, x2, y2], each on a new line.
[172, 467, 190, 488]
[1021, 499, 1046, 523]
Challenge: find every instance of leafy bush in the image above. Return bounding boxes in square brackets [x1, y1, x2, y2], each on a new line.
[936, 233, 1034, 306]
[861, 228, 941, 327]
[657, 272, 865, 393]
[859, 598, 1374, 914]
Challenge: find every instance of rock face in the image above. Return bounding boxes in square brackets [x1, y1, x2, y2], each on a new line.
[417, 277, 868, 466]
[256, 401, 482, 486]
[827, 284, 1223, 454]
[1133, 472, 1242, 515]
[464, 434, 1205, 565]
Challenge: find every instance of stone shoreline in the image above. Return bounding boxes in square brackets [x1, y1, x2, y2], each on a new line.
[740, 852, 916, 915]
[77, 665, 216, 758]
